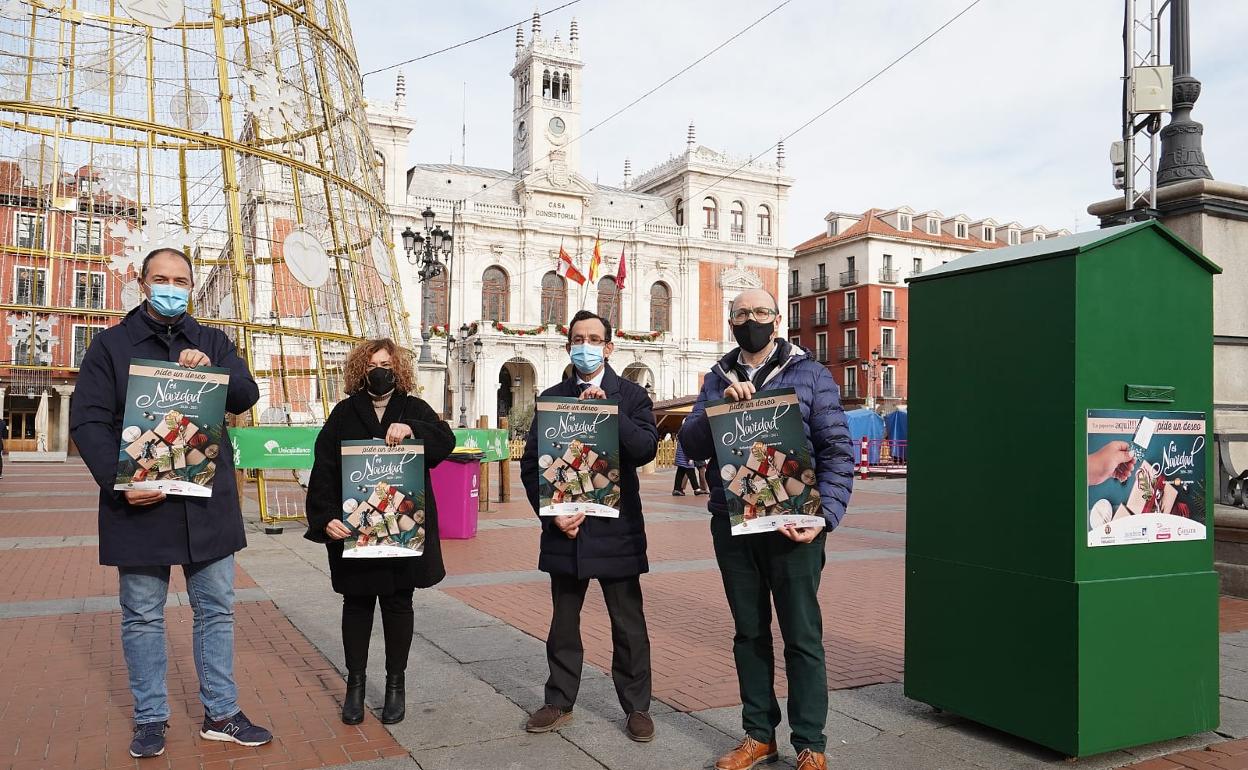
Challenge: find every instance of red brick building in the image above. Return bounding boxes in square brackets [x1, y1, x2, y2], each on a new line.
[0, 160, 138, 453]
[788, 207, 1068, 411]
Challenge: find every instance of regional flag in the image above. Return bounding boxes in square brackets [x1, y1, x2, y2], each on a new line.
[557, 247, 586, 285]
[615, 245, 627, 290]
[588, 239, 603, 282]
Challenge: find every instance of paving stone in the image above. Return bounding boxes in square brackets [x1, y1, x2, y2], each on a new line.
[412, 732, 605, 770]
[826, 683, 962, 735]
[385, 692, 531, 750]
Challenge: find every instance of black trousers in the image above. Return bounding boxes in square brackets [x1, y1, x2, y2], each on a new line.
[342, 590, 414, 675]
[673, 466, 702, 492]
[545, 574, 651, 714]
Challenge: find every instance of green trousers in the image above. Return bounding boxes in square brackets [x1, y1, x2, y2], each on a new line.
[711, 515, 828, 753]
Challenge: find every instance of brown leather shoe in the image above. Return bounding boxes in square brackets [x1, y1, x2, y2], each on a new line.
[714, 735, 779, 770]
[626, 711, 655, 742]
[796, 749, 827, 770]
[525, 704, 573, 733]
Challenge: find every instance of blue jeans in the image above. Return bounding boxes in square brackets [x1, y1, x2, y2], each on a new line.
[118, 554, 238, 724]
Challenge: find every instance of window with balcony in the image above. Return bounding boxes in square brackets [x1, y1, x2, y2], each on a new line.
[15, 213, 44, 249]
[843, 367, 858, 399]
[74, 219, 104, 255]
[840, 256, 858, 287]
[14, 266, 48, 305]
[840, 328, 857, 361]
[703, 197, 718, 230]
[812, 263, 828, 292]
[882, 365, 897, 399]
[881, 289, 896, 320]
[650, 281, 671, 332]
[788, 268, 801, 296]
[812, 297, 827, 326]
[730, 201, 745, 234]
[815, 332, 828, 363]
[597, 276, 620, 329]
[540, 271, 566, 325]
[912, 257, 923, 276]
[880, 253, 898, 283]
[841, 290, 858, 322]
[73, 324, 106, 367]
[788, 301, 800, 330]
[757, 205, 771, 239]
[482, 266, 510, 322]
[74, 271, 106, 309]
[881, 326, 896, 358]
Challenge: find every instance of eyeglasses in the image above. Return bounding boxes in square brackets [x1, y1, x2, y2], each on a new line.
[570, 335, 607, 345]
[730, 307, 778, 325]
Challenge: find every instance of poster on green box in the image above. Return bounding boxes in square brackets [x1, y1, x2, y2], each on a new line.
[113, 358, 230, 497]
[340, 440, 426, 558]
[1086, 409, 1207, 547]
[706, 388, 826, 536]
[535, 397, 621, 518]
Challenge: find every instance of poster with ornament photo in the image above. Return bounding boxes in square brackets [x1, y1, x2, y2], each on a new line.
[706, 388, 827, 536]
[340, 440, 426, 558]
[1086, 409, 1207, 548]
[114, 358, 229, 497]
[535, 397, 621, 518]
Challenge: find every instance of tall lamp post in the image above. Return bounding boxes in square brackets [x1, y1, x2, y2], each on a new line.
[859, 347, 881, 411]
[452, 323, 483, 428]
[400, 206, 453, 364]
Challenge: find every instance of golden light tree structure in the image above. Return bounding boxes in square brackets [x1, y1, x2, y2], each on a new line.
[0, 0, 409, 442]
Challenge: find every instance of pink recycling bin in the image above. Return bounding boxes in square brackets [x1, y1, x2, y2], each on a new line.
[431, 456, 481, 539]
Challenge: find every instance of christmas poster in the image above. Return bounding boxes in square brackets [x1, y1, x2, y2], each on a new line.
[340, 440, 426, 558]
[1087, 409, 1207, 547]
[535, 397, 621, 518]
[706, 388, 827, 535]
[113, 358, 229, 497]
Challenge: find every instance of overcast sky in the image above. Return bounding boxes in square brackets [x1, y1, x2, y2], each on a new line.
[349, 0, 1247, 243]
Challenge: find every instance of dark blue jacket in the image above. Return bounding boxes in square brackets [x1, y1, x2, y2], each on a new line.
[679, 340, 854, 528]
[520, 364, 659, 579]
[70, 305, 259, 567]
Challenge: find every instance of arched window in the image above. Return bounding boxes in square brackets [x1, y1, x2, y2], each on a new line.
[674, 197, 684, 227]
[562, 73, 571, 101]
[540, 271, 566, 325]
[542, 69, 551, 98]
[427, 270, 448, 326]
[596, 276, 620, 329]
[757, 204, 772, 237]
[649, 282, 671, 332]
[703, 197, 718, 230]
[551, 70, 561, 100]
[482, 266, 510, 322]
[731, 201, 745, 234]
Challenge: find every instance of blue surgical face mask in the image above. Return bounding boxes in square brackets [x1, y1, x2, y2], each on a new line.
[146, 282, 190, 317]
[570, 343, 605, 375]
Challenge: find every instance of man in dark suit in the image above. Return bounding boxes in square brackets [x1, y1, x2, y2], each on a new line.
[70, 248, 271, 759]
[520, 309, 660, 742]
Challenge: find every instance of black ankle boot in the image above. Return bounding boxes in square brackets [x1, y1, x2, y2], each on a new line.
[380, 672, 405, 724]
[341, 672, 366, 725]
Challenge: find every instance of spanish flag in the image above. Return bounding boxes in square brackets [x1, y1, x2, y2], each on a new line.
[588, 238, 603, 282]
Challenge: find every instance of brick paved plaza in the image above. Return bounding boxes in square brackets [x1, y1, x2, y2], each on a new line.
[2, 459, 1248, 769]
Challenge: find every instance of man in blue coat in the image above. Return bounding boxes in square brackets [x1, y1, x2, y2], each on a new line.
[70, 248, 272, 759]
[520, 309, 659, 743]
[680, 288, 854, 770]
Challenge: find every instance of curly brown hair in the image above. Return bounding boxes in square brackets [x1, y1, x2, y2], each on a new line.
[342, 338, 416, 395]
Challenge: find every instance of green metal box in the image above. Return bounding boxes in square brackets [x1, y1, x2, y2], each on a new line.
[905, 220, 1221, 757]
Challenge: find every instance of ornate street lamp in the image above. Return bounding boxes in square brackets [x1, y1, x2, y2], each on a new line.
[401, 206, 454, 363]
[453, 323, 484, 428]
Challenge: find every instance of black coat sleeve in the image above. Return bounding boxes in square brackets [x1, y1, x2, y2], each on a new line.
[304, 404, 344, 544]
[69, 337, 121, 491]
[401, 395, 455, 469]
[520, 408, 541, 516]
[618, 388, 658, 467]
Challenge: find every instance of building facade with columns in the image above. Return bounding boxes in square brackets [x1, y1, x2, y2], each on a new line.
[367, 13, 794, 429]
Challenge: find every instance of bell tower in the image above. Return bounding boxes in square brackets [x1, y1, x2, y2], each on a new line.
[510, 13, 583, 177]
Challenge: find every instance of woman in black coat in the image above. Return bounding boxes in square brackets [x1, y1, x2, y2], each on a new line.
[305, 338, 454, 726]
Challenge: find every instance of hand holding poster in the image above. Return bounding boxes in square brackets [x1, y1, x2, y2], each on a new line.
[706, 388, 827, 535]
[114, 358, 229, 497]
[341, 440, 426, 558]
[1087, 409, 1207, 547]
[535, 397, 621, 518]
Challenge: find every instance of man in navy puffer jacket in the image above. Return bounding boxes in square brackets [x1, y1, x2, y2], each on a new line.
[680, 288, 854, 770]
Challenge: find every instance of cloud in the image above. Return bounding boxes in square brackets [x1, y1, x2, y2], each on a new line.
[353, 0, 1248, 240]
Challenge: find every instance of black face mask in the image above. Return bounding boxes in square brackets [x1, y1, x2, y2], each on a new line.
[366, 367, 396, 396]
[732, 319, 775, 354]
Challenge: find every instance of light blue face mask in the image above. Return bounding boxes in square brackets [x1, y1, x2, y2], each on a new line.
[570, 343, 605, 375]
[147, 283, 190, 317]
